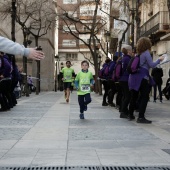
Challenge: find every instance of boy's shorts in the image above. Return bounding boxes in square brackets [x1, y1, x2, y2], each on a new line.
[64, 82, 72, 90]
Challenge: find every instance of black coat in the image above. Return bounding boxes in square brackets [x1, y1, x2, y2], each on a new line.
[151, 67, 163, 85]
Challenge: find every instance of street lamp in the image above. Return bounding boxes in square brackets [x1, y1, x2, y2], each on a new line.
[129, 0, 137, 49]
[104, 31, 111, 57]
[36, 46, 42, 95]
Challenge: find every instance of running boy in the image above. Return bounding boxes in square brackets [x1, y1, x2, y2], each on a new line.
[61, 61, 75, 103]
[75, 60, 94, 119]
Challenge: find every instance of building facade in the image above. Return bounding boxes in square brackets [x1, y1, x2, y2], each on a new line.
[56, 0, 111, 74]
[138, 0, 170, 86]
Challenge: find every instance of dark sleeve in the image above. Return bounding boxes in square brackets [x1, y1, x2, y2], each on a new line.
[72, 72, 76, 77]
[60, 72, 63, 79]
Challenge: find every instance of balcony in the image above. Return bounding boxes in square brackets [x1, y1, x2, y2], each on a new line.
[139, 11, 170, 38]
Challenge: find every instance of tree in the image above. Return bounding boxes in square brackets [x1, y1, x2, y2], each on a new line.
[0, 0, 56, 94]
[56, 0, 109, 93]
[167, 0, 170, 18]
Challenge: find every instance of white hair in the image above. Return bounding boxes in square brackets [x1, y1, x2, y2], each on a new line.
[122, 44, 132, 51]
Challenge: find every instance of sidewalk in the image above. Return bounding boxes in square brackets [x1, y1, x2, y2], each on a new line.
[0, 91, 170, 167]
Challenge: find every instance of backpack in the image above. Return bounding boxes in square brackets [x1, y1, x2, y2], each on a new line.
[111, 60, 123, 81]
[98, 63, 110, 79]
[108, 61, 116, 76]
[127, 55, 141, 74]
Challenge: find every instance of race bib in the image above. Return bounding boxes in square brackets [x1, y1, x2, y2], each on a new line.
[65, 76, 71, 80]
[81, 84, 90, 92]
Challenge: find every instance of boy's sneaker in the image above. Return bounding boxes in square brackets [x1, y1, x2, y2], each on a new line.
[137, 117, 152, 124]
[84, 105, 87, 111]
[153, 100, 156, 103]
[79, 113, 84, 119]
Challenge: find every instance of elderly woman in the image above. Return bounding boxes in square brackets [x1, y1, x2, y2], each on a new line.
[128, 37, 164, 123]
[119, 45, 133, 118]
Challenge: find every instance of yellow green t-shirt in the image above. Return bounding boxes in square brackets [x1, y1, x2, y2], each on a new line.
[75, 71, 93, 95]
[61, 67, 74, 82]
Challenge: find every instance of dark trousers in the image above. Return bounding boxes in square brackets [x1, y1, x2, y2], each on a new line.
[78, 93, 91, 113]
[119, 81, 130, 113]
[129, 79, 150, 118]
[108, 80, 116, 104]
[102, 81, 109, 104]
[0, 79, 13, 109]
[115, 82, 123, 109]
[153, 84, 162, 101]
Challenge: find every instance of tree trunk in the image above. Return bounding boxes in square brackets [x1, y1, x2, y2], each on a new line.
[167, 0, 170, 21]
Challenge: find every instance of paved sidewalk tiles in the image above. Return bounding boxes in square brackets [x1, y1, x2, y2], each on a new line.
[0, 91, 170, 166]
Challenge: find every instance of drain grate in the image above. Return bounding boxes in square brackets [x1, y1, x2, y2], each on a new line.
[0, 167, 170, 170]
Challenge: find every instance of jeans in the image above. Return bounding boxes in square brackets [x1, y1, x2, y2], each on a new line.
[78, 93, 92, 113]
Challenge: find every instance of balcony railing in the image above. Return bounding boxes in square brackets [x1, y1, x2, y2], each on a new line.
[139, 11, 169, 37]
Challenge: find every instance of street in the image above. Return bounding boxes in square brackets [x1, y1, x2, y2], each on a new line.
[0, 91, 170, 167]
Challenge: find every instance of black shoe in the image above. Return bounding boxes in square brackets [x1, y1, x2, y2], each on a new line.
[102, 103, 108, 106]
[79, 113, 84, 119]
[0, 108, 9, 112]
[120, 112, 128, 118]
[115, 105, 120, 110]
[84, 105, 87, 111]
[137, 117, 152, 124]
[165, 95, 169, 100]
[109, 103, 116, 107]
[128, 115, 135, 121]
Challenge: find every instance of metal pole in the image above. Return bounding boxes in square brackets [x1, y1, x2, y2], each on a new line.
[107, 42, 109, 57]
[23, 29, 29, 97]
[11, 0, 16, 42]
[55, 61, 57, 92]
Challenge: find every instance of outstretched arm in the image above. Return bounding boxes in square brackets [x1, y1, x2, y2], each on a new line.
[0, 36, 44, 60]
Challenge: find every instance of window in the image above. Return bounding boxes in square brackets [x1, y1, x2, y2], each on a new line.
[80, 9, 94, 16]
[63, 0, 77, 4]
[66, 53, 78, 61]
[62, 40, 76, 47]
[80, 5, 95, 16]
[63, 25, 76, 32]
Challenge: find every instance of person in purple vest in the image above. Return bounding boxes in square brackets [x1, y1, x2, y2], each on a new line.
[119, 45, 132, 118]
[102, 58, 111, 106]
[0, 52, 13, 111]
[128, 37, 164, 123]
